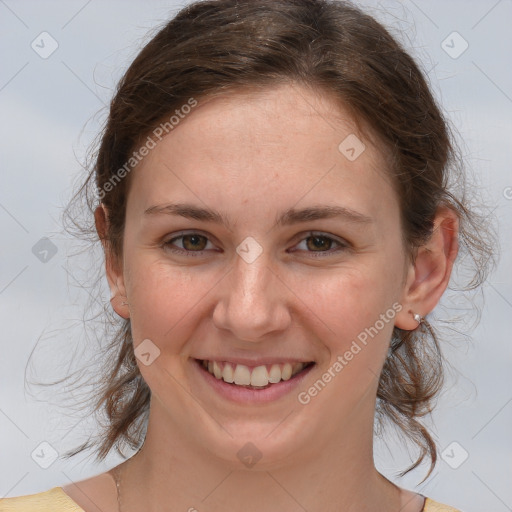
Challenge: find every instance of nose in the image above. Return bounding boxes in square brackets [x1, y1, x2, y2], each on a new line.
[212, 250, 292, 343]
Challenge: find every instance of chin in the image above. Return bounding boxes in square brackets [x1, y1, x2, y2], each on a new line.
[190, 418, 316, 471]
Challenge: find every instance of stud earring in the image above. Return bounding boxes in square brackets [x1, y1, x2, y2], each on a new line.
[413, 313, 423, 325]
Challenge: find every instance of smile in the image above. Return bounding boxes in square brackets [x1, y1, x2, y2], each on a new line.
[198, 359, 315, 389]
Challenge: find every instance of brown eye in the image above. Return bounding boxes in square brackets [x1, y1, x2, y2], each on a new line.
[164, 232, 214, 256]
[181, 234, 208, 251]
[292, 231, 349, 257]
[306, 235, 334, 251]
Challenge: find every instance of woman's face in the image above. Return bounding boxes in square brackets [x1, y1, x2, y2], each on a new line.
[109, 83, 413, 466]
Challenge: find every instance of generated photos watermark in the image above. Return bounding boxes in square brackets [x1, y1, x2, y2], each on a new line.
[95, 97, 198, 201]
[297, 302, 403, 405]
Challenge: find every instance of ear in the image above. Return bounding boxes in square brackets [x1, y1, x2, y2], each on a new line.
[395, 206, 459, 330]
[94, 204, 130, 319]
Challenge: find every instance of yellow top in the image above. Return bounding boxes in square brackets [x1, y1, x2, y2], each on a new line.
[0, 487, 463, 511]
[0, 487, 83, 511]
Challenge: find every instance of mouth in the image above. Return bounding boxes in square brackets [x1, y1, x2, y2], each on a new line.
[195, 358, 315, 390]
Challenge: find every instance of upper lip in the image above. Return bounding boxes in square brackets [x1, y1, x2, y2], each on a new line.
[195, 357, 315, 368]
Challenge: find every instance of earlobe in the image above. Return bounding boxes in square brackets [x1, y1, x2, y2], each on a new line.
[395, 207, 459, 331]
[395, 308, 425, 331]
[95, 204, 130, 319]
[110, 294, 131, 319]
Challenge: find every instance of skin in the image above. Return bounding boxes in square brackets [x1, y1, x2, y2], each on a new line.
[62, 82, 459, 512]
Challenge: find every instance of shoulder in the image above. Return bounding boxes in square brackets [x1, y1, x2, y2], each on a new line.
[0, 487, 85, 511]
[423, 496, 464, 512]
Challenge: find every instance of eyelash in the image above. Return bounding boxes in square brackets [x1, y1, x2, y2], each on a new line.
[162, 231, 350, 258]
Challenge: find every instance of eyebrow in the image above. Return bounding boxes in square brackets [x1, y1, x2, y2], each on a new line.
[144, 202, 374, 228]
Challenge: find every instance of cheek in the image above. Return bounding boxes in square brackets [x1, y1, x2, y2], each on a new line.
[125, 259, 204, 345]
[297, 262, 401, 380]
[124, 260, 217, 394]
[290, 267, 401, 418]
[304, 265, 396, 333]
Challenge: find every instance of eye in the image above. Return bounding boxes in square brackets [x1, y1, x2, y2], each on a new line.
[163, 231, 216, 256]
[291, 231, 349, 257]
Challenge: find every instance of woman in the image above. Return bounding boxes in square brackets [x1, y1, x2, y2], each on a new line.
[1, 0, 495, 510]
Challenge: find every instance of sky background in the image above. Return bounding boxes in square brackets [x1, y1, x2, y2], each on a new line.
[0, 1, 511, 511]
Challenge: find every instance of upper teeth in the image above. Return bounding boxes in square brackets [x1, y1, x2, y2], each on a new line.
[202, 360, 308, 387]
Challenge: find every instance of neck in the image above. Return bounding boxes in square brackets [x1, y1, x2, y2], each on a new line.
[114, 396, 404, 512]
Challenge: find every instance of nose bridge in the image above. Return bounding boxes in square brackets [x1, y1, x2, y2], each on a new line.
[213, 244, 289, 340]
[234, 252, 271, 304]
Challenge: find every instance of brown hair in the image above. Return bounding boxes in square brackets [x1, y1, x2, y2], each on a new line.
[56, 0, 496, 480]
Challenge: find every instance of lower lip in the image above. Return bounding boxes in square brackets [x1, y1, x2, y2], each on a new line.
[192, 359, 315, 404]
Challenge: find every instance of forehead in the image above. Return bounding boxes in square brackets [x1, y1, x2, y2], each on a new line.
[127, 83, 398, 229]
